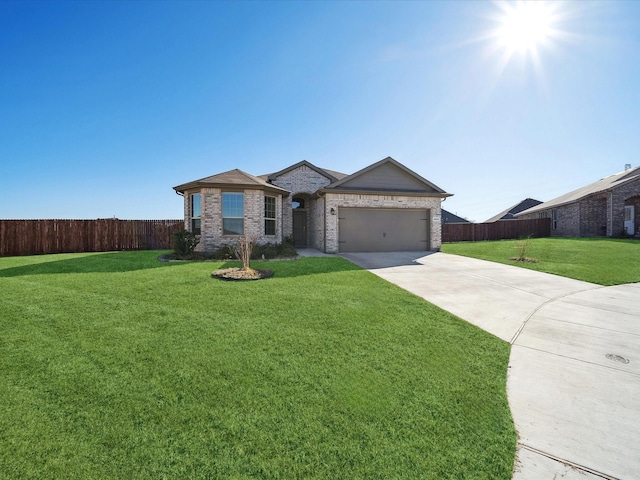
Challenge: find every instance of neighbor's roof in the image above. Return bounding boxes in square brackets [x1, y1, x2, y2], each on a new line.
[485, 198, 543, 222]
[518, 167, 640, 216]
[442, 209, 470, 224]
[173, 169, 289, 195]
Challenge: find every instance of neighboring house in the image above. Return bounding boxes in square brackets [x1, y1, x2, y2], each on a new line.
[173, 157, 452, 253]
[484, 198, 543, 222]
[442, 209, 470, 224]
[517, 167, 640, 237]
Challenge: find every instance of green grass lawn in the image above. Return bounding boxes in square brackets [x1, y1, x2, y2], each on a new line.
[443, 237, 640, 285]
[0, 251, 515, 479]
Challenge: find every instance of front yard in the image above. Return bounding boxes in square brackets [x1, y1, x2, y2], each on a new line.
[443, 237, 640, 286]
[0, 251, 515, 479]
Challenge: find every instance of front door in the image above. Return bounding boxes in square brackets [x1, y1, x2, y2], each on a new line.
[293, 210, 307, 247]
[624, 205, 635, 235]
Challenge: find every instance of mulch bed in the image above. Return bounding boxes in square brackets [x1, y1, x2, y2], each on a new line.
[509, 257, 539, 263]
[211, 267, 274, 281]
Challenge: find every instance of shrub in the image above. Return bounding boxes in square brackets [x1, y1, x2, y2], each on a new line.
[201, 239, 297, 261]
[173, 230, 200, 258]
[232, 235, 257, 271]
[252, 241, 297, 259]
[510, 235, 538, 263]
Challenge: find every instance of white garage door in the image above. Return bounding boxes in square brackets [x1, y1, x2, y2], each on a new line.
[338, 208, 430, 252]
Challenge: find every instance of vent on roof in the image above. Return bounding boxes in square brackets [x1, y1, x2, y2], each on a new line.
[625, 163, 632, 171]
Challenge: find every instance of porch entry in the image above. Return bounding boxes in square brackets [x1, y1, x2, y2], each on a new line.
[292, 195, 309, 247]
[624, 205, 635, 235]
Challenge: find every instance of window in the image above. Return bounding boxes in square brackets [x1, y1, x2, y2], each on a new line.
[222, 193, 244, 235]
[264, 196, 276, 236]
[191, 193, 201, 234]
[552, 209, 557, 229]
[292, 197, 305, 209]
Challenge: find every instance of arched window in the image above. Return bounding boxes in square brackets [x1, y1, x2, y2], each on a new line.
[292, 197, 305, 209]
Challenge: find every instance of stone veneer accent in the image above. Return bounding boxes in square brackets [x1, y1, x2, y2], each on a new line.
[322, 193, 443, 253]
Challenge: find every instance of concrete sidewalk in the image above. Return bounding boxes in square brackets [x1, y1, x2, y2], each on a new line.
[340, 251, 640, 480]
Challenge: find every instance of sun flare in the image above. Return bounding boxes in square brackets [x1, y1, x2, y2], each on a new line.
[493, 0, 558, 55]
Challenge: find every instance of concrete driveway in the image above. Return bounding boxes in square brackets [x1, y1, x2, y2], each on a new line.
[340, 251, 640, 480]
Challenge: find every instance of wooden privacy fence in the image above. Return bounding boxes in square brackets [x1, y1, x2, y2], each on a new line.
[0, 219, 184, 257]
[442, 218, 551, 243]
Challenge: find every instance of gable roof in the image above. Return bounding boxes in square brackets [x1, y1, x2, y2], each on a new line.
[266, 160, 346, 183]
[322, 157, 452, 196]
[518, 166, 640, 216]
[485, 198, 543, 222]
[173, 169, 289, 195]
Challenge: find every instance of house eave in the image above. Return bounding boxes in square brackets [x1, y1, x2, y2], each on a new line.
[174, 182, 290, 197]
[518, 189, 615, 217]
[317, 187, 453, 198]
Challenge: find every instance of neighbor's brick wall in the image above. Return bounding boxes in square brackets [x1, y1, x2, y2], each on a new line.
[580, 192, 608, 236]
[270, 165, 333, 239]
[520, 177, 640, 237]
[556, 204, 580, 236]
[323, 193, 443, 253]
[520, 203, 579, 237]
[626, 195, 640, 237]
[610, 177, 640, 236]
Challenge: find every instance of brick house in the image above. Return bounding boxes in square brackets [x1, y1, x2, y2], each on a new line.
[173, 157, 452, 253]
[517, 167, 640, 237]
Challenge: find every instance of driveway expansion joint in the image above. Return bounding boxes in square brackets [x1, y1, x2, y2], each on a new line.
[509, 285, 603, 345]
[517, 444, 621, 480]
[512, 344, 640, 377]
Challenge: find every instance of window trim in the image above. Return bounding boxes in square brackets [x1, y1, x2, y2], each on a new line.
[190, 193, 201, 235]
[264, 195, 276, 236]
[222, 192, 244, 236]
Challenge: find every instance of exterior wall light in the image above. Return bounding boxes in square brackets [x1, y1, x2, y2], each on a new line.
[330, 207, 336, 215]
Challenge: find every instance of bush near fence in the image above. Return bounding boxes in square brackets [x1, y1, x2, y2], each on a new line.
[0, 219, 183, 257]
[442, 218, 551, 243]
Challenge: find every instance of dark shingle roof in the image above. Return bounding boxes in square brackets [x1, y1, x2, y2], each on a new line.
[442, 209, 470, 224]
[485, 198, 543, 222]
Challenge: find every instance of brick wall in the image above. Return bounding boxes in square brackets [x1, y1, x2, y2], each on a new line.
[270, 165, 333, 239]
[185, 187, 283, 252]
[610, 177, 640, 236]
[580, 192, 608, 236]
[520, 203, 579, 236]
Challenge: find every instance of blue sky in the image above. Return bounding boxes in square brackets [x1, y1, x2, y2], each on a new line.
[1, 0, 639, 222]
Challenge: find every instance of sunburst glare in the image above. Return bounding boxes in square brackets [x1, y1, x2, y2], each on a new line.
[479, 0, 570, 88]
[497, 2, 554, 52]
[488, 1, 568, 66]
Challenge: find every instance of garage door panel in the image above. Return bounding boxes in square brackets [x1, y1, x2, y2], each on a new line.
[339, 208, 429, 252]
